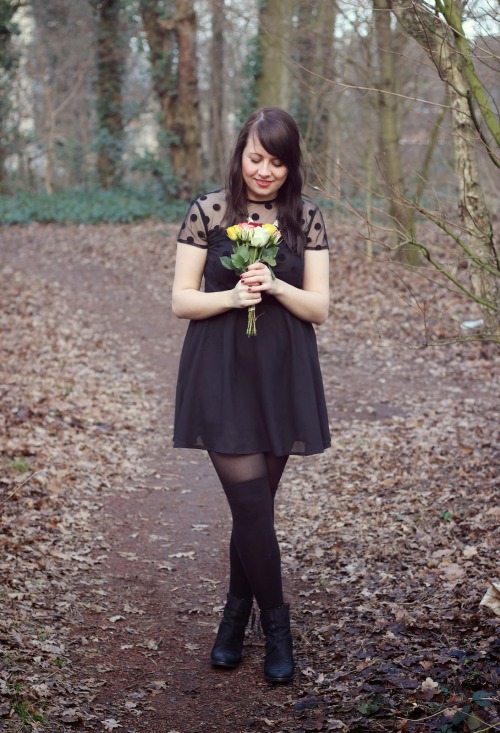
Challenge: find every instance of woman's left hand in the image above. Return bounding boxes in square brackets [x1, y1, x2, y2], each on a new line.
[240, 262, 279, 295]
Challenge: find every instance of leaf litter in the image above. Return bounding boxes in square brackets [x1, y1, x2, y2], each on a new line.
[0, 220, 499, 732]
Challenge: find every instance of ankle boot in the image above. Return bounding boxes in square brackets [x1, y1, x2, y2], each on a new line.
[210, 594, 253, 669]
[260, 604, 295, 683]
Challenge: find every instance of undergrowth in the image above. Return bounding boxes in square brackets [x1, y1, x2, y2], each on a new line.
[0, 187, 186, 225]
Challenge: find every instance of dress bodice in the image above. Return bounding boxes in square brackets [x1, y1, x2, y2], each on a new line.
[176, 190, 329, 292]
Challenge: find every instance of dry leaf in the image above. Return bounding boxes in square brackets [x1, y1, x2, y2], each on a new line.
[420, 677, 440, 700]
[480, 581, 500, 616]
[102, 719, 122, 731]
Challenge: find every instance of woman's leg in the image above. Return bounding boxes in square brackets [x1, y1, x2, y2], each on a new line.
[209, 452, 286, 610]
[265, 453, 289, 514]
[209, 452, 294, 681]
[225, 453, 289, 600]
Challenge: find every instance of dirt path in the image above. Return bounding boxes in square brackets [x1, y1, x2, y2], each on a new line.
[2, 222, 333, 732]
[1, 222, 498, 733]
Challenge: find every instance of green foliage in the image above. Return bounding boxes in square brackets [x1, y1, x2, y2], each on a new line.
[356, 697, 381, 716]
[221, 242, 279, 276]
[238, 33, 263, 125]
[437, 690, 493, 732]
[10, 455, 31, 473]
[0, 0, 21, 187]
[439, 510, 453, 521]
[1, 677, 47, 727]
[129, 147, 179, 199]
[14, 701, 46, 726]
[0, 187, 186, 225]
[0, 0, 20, 73]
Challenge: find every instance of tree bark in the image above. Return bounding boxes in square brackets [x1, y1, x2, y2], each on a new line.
[93, 0, 126, 189]
[392, 0, 500, 335]
[140, 0, 201, 199]
[208, 0, 225, 183]
[315, 0, 338, 190]
[294, 0, 338, 189]
[29, 0, 94, 190]
[373, 0, 417, 263]
[0, 0, 20, 192]
[257, 0, 294, 110]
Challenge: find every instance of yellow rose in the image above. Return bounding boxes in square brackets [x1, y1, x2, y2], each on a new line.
[226, 225, 241, 241]
[261, 223, 277, 236]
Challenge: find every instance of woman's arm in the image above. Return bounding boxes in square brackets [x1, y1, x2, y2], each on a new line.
[171, 243, 263, 320]
[241, 249, 330, 325]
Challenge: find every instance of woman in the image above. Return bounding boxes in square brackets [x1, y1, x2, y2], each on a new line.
[172, 107, 330, 684]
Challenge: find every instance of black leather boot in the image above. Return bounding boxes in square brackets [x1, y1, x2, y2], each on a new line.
[260, 604, 295, 683]
[210, 594, 253, 669]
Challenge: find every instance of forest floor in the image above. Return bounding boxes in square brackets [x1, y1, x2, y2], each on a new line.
[0, 220, 499, 733]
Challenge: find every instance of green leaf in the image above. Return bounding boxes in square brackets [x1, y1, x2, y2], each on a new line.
[261, 256, 277, 268]
[439, 510, 453, 521]
[356, 700, 380, 716]
[472, 690, 492, 707]
[236, 244, 250, 261]
[452, 706, 470, 725]
[264, 244, 279, 258]
[467, 712, 484, 731]
[220, 256, 235, 271]
[232, 254, 247, 270]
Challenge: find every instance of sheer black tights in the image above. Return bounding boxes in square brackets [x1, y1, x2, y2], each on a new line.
[209, 452, 288, 610]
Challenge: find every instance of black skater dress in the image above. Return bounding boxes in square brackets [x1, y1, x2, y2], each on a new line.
[173, 189, 331, 457]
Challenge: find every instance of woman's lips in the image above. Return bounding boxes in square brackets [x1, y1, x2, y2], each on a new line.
[255, 180, 271, 187]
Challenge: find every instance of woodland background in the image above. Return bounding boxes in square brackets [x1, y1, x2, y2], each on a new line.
[1, 2, 499, 731]
[0, 0, 499, 338]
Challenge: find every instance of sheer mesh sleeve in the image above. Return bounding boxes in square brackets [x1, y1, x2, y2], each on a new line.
[177, 198, 209, 248]
[303, 201, 329, 251]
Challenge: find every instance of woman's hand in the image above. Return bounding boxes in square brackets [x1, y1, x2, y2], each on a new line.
[240, 262, 279, 296]
[231, 275, 263, 309]
[240, 251, 330, 324]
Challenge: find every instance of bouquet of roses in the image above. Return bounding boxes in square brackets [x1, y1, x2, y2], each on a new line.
[221, 221, 281, 336]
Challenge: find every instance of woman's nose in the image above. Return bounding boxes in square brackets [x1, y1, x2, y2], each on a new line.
[258, 161, 271, 177]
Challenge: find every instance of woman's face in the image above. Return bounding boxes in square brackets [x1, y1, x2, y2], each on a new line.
[241, 135, 288, 201]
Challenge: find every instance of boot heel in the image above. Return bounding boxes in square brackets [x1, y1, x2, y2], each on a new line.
[260, 604, 295, 683]
[210, 594, 253, 669]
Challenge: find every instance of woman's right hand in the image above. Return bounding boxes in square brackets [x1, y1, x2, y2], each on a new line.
[231, 278, 263, 309]
[172, 243, 265, 320]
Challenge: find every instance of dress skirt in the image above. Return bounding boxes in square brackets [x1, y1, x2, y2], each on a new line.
[173, 293, 330, 456]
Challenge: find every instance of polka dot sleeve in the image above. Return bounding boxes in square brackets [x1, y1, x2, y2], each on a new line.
[177, 198, 209, 248]
[304, 203, 329, 251]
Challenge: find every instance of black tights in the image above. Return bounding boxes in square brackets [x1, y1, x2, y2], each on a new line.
[209, 452, 289, 610]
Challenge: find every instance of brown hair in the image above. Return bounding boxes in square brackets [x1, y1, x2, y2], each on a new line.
[222, 108, 307, 254]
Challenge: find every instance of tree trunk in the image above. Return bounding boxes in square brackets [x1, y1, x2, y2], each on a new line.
[316, 0, 338, 190]
[93, 0, 126, 189]
[414, 87, 448, 208]
[0, 0, 20, 193]
[29, 0, 94, 190]
[294, 0, 338, 189]
[373, 0, 417, 264]
[257, 0, 294, 110]
[140, 0, 201, 199]
[208, 0, 225, 183]
[392, 0, 500, 335]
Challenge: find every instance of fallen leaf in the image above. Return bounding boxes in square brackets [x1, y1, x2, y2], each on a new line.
[420, 677, 440, 700]
[480, 581, 500, 616]
[102, 719, 122, 731]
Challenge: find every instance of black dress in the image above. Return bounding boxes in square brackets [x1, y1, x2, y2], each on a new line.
[173, 190, 331, 457]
